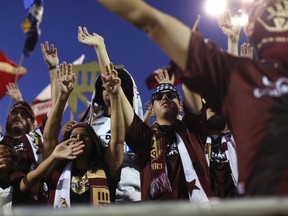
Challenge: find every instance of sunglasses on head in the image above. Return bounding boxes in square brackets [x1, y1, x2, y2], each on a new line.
[152, 91, 178, 101]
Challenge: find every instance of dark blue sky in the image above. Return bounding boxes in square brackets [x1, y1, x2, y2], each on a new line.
[0, 0, 246, 129]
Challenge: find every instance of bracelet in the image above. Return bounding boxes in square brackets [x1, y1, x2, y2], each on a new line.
[48, 64, 59, 70]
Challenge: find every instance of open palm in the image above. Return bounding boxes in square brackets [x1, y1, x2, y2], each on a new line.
[77, 26, 104, 47]
[58, 62, 76, 94]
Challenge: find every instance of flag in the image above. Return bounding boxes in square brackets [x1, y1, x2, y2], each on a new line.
[22, 0, 35, 9]
[0, 51, 27, 99]
[21, 0, 44, 57]
[31, 54, 85, 126]
[31, 87, 52, 126]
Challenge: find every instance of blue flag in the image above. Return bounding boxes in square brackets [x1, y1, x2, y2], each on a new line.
[21, 0, 44, 57]
[22, 0, 35, 9]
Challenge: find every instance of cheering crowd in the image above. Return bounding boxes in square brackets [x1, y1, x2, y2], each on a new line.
[0, 0, 287, 209]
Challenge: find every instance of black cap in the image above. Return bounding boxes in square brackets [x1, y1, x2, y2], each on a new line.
[8, 101, 35, 122]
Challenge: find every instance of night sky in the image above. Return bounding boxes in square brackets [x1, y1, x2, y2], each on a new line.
[0, 0, 247, 130]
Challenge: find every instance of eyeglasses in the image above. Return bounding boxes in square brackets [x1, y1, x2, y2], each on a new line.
[152, 91, 178, 101]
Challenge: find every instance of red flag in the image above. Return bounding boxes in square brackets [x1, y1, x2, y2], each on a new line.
[31, 85, 52, 126]
[0, 51, 27, 99]
[31, 99, 52, 126]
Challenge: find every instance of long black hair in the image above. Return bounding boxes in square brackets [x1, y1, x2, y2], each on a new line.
[94, 67, 134, 108]
[62, 122, 107, 172]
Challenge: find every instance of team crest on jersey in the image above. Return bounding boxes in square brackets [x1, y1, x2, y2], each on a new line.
[258, 0, 288, 33]
[253, 76, 288, 98]
[14, 143, 25, 152]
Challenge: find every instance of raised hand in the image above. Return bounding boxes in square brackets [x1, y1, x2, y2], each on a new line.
[77, 26, 104, 48]
[240, 43, 254, 59]
[154, 68, 175, 85]
[143, 101, 154, 125]
[102, 63, 121, 96]
[61, 120, 77, 138]
[40, 41, 59, 69]
[145, 101, 153, 113]
[57, 62, 76, 95]
[52, 138, 84, 160]
[6, 82, 23, 101]
[217, 9, 241, 40]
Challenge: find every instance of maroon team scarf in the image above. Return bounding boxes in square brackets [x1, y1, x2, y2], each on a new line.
[49, 162, 110, 207]
[150, 124, 172, 198]
[149, 122, 214, 200]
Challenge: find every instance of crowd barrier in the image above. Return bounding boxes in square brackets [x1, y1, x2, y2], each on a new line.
[2, 197, 288, 216]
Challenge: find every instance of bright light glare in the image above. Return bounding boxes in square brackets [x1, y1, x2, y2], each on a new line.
[205, 0, 227, 16]
[240, 0, 255, 4]
[232, 13, 249, 26]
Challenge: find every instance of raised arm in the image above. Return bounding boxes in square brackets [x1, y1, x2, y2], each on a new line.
[143, 101, 153, 125]
[6, 83, 23, 102]
[182, 84, 203, 114]
[240, 42, 254, 59]
[19, 139, 84, 192]
[217, 9, 242, 56]
[101, 64, 125, 178]
[77, 26, 110, 76]
[40, 41, 60, 105]
[42, 62, 76, 160]
[78, 26, 136, 125]
[96, 0, 190, 71]
[101, 63, 134, 129]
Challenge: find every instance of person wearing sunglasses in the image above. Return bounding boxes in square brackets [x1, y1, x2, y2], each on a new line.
[152, 90, 178, 101]
[96, 0, 288, 197]
[143, 67, 181, 125]
[104, 63, 215, 202]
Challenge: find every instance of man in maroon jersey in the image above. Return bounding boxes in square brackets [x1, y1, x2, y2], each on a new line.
[96, 0, 288, 196]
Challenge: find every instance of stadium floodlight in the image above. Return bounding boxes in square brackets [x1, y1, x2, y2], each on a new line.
[231, 10, 249, 26]
[205, 0, 227, 16]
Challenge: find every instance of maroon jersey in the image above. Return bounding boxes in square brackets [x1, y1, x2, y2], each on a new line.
[125, 110, 214, 201]
[175, 32, 288, 196]
[0, 121, 47, 205]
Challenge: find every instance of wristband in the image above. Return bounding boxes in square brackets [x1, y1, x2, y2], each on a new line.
[48, 64, 59, 70]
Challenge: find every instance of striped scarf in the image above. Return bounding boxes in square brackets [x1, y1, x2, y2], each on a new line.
[150, 123, 210, 202]
[50, 162, 110, 208]
[204, 132, 238, 197]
